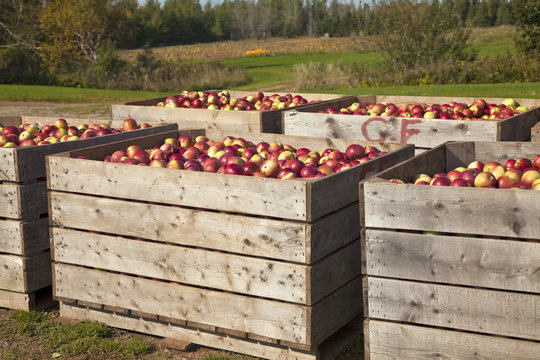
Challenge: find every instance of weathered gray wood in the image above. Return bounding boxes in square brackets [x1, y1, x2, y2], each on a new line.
[284, 113, 500, 148]
[366, 277, 540, 341]
[0, 252, 50, 292]
[532, 122, 540, 142]
[52, 227, 360, 304]
[365, 319, 540, 360]
[49, 191, 359, 263]
[0, 288, 31, 311]
[54, 263, 310, 344]
[59, 302, 319, 360]
[499, 107, 540, 141]
[0, 218, 49, 256]
[363, 229, 540, 293]
[472, 141, 540, 163]
[48, 156, 310, 220]
[363, 179, 540, 239]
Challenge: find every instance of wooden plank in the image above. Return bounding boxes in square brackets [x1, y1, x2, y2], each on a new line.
[309, 145, 414, 221]
[23, 251, 52, 292]
[50, 191, 319, 263]
[363, 180, 540, 239]
[0, 217, 49, 256]
[365, 319, 540, 360]
[363, 229, 540, 293]
[472, 141, 540, 163]
[19, 181, 48, 219]
[283, 113, 500, 148]
[310, 276, 363, 347]
[59, 302, 319, 360]
[0, 149, 17, 181]
[0, 288, 31, 311]
[499, 107, 540, 141]
[366, 277, 540, 341]
[54, 263, 311, 345]
[48, 156, 310, 221]
[0, 183, 23, 219]
[532, 121, 540, 142]
[0, 254, 26, 291]
[52, 227, 360, 305]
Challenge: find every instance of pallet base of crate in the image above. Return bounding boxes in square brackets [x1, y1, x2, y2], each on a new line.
[0, 286, 56, 311]
[364, 319, 540, 360]
[59, 301, 362, 360]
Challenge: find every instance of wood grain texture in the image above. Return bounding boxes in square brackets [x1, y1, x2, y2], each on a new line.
[0, 218, 49, 256]
[363, 180, 540, 239]
[366, 277, 540, 340]
[363, 229, 540, 293]
[49, 191, 359, 263]
[284, 112, 500, 148]
[365, 319, 540, 360]
[0, 252, 51, 292]
[54, 263, 310, 344]
[0, 288, 31, 311]
[532, 121, 540, 142]
[52, 227, 360, 304]
[60, 302, 320, 360]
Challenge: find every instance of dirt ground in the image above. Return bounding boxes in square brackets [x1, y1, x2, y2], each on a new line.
[0, 102, 112, 120]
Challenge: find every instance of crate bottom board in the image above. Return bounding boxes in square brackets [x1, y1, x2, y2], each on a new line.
[364, 319, 540, 360]
[0, 286, 56, 311]
[60, 301, 362, 360]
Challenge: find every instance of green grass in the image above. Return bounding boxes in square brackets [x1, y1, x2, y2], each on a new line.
[0, 84, 169, 103]
[222, 52, 380, 90]
[5, 310, 154, 359]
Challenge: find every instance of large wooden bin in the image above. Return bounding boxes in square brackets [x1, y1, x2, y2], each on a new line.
[360, 141, 540, 359]
[47, 129, 414, 359]
[0, 116, 176, 311]
[111, 91, 354, 134]
[283, 96, 540, 150]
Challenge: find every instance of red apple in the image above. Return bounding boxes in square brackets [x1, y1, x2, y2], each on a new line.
[277, 168, 298, 179]
[446, 169, 462, 182]
[450, 178, 470, 187]
[300, 166, 319, 178]
[498, 175, 517, 189]
[260, 159, 280, 178]
[521, 169, 540, 187]
[430, 176, 451, 186]
[110, 150, 127, 163]
[532, 155, 540, 169]
[515, 158, 533, 172]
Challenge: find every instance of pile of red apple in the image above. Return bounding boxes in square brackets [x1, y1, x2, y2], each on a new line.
[156, 90, 312, 111]
[99, 134, 387, 179]
[389, 156, 540, 190]
[0, 118, 149, 147]
[323, 98, 532, 120]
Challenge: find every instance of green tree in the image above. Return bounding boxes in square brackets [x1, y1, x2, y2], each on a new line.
[513, 0, 540, 54]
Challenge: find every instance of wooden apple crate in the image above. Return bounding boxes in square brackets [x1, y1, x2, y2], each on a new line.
[360, 141, 540, 359]
[0, 116, 177, 311]
[111, 91, 354, 134]
[283, 95, 540, 151]
[47, 129, 414, 359]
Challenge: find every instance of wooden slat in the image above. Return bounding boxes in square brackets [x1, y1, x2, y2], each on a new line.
[0, 218, 49, 256]
[52, 227, 360, 305]
[472, 141, 540, 163]
[366, 277, 540, 341]
[0, 288, 31, 311]
[363, 229, 540, 293]
[0, 252, 51, 292]
[284, 113, 500, 148]
[54, 263, 310, 344]
[309, 276, 363, 347]
[365, 319, 540, 360]
[50, 192, 359, 263]
[0, 150, 17, 181]
[24, 251, 52, 292]
[374, 95, 539, 108]
[498, 107, 540, 141]
[363, 180, 539, 239]
[48, 156, 310, 221]
[532, 122, 540, 142]
[59, 302, 319, 360]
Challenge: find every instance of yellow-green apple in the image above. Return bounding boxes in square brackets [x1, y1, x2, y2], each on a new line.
[166, 159, 184, 169]
[249, 154, 264, 166]
[474, 172, 496, 187]
[503, 168, 522, 183]
[521, 169, 540, 187]
[3, 142, 17, 147]
[260, 159, 280, 178]
[278, 150, 295, 161]
[413, 174, 432, 184]
[178, 135, 194, 148]
[149, 159, 166, 167]
[126, 145, 143, 158]
[483, 161, 502, 172]
[55, 118, 68, 129]
[488, 165, 506, 180]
